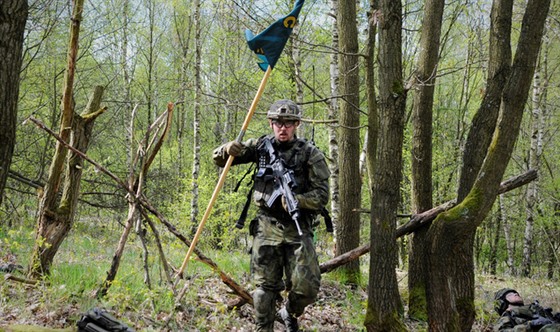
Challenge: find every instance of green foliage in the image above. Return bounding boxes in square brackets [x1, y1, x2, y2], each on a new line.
[2, 0, 560, 330]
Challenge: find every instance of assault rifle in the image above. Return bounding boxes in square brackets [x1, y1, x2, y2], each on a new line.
[262, 138, 303, 235]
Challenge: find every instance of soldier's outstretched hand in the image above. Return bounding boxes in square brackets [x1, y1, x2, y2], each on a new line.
[225, 141, 243, 156]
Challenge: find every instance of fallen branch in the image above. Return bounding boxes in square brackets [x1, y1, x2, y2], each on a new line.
[4, 273, 38, 285]
[319, 169, 537, 273]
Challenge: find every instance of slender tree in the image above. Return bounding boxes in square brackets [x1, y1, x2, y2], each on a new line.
[408, 0, 445, 321]
[172, 0, 193, 174]
[190, 0, 202, 233]
[500, 194, 516, 275]
[327, 0, 340, 245]
[335, 0, 362, 284]
[521, 67, 544, 276]
[364, 1, 378, 187]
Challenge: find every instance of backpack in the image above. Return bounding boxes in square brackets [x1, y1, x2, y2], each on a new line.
[77, 308, 135, 332]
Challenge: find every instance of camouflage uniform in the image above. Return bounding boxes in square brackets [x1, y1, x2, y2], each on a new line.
[213, 134, 330, 331]
[493, 304, 560, 331]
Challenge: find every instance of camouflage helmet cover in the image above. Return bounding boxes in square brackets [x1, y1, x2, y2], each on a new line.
[267, 99, 301, 120]
[494, 288, 517, 315]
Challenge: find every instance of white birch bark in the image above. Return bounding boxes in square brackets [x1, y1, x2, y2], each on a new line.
[190, 0, 201, 229]
[521, 68, 544, 276]
[328, 0, 340, 232]
[500, 194, 515, 275]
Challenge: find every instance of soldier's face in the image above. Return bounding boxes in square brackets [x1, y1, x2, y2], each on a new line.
[505, 292, 524, 305]
[270, 119, 299, 143]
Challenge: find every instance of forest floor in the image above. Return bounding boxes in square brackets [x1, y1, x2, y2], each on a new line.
[1, 225, 559, 331]
[4, 266, 557, 331]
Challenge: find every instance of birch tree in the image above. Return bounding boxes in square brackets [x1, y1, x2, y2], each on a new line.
[190, 0, 202, 233]
[327, 0, 340, 242]
[521, 68, 545, 276]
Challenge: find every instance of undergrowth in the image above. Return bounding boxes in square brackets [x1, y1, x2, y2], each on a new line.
[1, 223, 558, 331]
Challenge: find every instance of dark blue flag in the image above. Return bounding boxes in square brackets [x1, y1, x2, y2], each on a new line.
[245, 0, 305, 71]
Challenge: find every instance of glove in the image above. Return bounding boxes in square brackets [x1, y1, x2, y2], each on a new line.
[295, 194, 312, 209]
[281, 196, 289, 212]
[225, 141, 243, 157]
[530, 316, 553, 327]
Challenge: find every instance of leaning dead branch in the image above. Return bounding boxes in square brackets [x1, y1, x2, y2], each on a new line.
[319, 169, 537, 273]
[97, 102, 175, 298]
[27, 107, 253, 306]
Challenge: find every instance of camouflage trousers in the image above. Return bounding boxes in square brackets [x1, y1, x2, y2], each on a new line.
[249, 210, 321, 332]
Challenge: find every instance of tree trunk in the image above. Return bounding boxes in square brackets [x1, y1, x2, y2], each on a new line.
[120, 0, 133, 169]
[190, 0, 201, 234]
[500, 194, 515, 275]
[443, 0, 513, 328]
[29, 85, 105, 277]
[365, 1, 378, 195]
[29, 0, 85, 277]
[335, 0, 362, 284]
[172, 1, 193, 173]
[426, 0, 550, 330]
[408, 0, 444, 321]
[327, 0, 340, 251]
[0, 0, 28, 207]
[521, 68, 544, 277]
[489, 208, 501, 275]
[365, 0, 406, 330]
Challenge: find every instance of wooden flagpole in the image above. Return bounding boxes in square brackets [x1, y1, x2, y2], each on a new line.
[174, 66, 272, 292]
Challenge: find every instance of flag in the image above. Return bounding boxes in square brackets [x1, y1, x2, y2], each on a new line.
[245, 0, 305, 71]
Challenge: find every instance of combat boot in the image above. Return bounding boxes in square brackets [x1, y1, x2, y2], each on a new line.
[278, 307, 299, 332]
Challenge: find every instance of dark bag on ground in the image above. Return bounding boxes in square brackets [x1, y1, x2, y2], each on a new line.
[77, 308, 135, 332]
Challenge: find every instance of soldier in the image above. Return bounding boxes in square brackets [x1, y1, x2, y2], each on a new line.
[213, 99, 330, 332]
[493, 288, 560, 331]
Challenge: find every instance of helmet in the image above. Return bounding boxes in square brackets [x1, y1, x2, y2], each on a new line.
[494, 288, 517, 315]
[267, 99, 301, 121]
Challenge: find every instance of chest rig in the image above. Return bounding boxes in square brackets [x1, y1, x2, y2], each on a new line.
[253, 136, 309, 208]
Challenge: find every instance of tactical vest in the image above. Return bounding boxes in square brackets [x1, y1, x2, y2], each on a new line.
[253, 136, 310, 210]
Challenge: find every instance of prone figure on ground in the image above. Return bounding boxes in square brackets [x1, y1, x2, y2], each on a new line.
[493, 288, 560, 331]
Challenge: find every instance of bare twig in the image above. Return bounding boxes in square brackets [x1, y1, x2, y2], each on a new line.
[25, 116, 130, 193]
[4, 273, 38, 285]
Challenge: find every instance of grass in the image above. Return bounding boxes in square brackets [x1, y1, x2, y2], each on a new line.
[1, 223, 559, 331]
